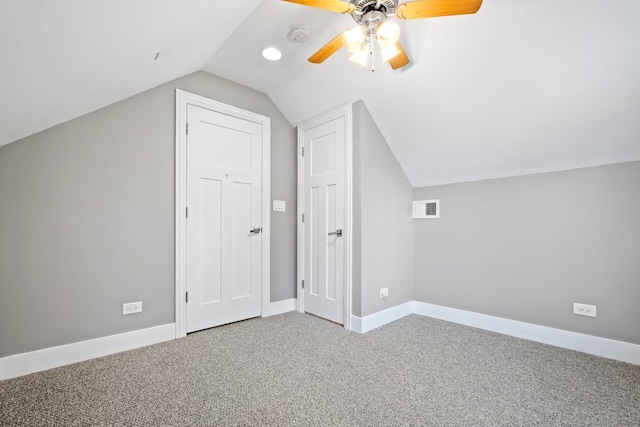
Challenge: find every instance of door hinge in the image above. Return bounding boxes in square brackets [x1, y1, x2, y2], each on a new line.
[186, 291, 189, 303]
[301, 280, 304, 289]
[302, 213, 304, 223]
[301, 147, 305, 156]
[186, 207, 188, 218]
[186, 123, 189, 135]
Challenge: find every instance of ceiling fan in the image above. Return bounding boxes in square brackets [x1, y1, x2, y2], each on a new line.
[283, 0, 483, 71]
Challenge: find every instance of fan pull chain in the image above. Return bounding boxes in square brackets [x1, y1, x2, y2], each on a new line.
[370, 40, 375, 72]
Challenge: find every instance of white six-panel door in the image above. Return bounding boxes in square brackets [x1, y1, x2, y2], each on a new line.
[186, 104, 263, 333]
[300, 111, 348, 325]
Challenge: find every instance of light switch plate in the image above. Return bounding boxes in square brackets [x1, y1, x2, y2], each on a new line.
[273, 200, 286, 212]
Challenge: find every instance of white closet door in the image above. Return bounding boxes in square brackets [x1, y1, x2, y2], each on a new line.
[302, 115, 346, 325]
[186, 104, 263, 332]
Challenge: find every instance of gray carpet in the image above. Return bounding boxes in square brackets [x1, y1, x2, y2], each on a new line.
[1, 313, 639, 426]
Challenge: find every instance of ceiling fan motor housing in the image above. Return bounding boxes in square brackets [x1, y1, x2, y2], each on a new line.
[351, 0, 397, 31]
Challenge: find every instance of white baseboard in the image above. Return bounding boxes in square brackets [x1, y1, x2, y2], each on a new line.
[3, 301, 637, 380]
[0, 300, 298, 381]
[351, 301, 414, 334]
[349, 301, 640, 365]
[264, 298, 297, 317]
[0, 323, 176, 381]
[412, 302, 640, 365]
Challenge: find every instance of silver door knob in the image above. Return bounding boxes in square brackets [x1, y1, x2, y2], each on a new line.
[250, 227, 262, 234]
[328, 229, 342, 237]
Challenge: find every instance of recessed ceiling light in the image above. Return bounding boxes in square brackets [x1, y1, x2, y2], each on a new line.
[262, 47, 282, 61]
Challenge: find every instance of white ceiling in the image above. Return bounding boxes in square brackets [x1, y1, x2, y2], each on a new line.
[2, 0, 640, 186]
[0, 0, 263, 147]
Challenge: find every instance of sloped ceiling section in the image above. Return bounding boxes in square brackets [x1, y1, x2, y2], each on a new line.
[207, 0, 640, 186]
[2, 0, 640, 186]
[0, 0, 262, 147]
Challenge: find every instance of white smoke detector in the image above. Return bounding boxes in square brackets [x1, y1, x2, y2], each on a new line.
[287, 27, 310, 43]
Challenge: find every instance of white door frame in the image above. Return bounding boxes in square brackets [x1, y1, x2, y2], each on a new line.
[296, 104, 353, 331]
[175, 89, 271, 338]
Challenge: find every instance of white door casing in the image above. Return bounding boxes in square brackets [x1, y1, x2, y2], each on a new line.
[175, 90, 270, 338]
[297, 105, 352, 329]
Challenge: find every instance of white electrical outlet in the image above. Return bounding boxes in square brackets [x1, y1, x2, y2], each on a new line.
[573, 302, 596, 317]
[380, 287, 389, 298]
[123, 301, 142, 315]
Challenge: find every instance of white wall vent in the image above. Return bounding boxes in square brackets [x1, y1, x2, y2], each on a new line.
[413, 199, 439, 219]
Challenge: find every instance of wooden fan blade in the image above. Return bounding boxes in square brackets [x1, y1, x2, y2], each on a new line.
[396, 0, 482, 20]
[388, 42, 410, 70]
[308, 32, 345, 64]
[282, 0, 355, 14]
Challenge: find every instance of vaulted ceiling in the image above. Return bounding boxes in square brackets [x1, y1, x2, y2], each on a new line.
[2, 0, 639, 186]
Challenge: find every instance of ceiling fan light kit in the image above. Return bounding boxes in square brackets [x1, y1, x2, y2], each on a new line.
[343, 22, 401, 71]
[376, 20, 400, 48]
[349, 46, 370, 67]
[283, 0, 483, 71]
[343, 26, 366, 53]
[380, 44, 401, 63]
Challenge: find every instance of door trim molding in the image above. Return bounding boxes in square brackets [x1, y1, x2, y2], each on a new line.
[175, 89, 271, 338]
[296, 104, 353, 331]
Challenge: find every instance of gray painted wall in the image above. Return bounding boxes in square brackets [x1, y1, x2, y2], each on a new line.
[0, 71, 296, 357]
[353, 101, 414, 318]
[414, 161, 640, 344]
[3, 68, 637, 359]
